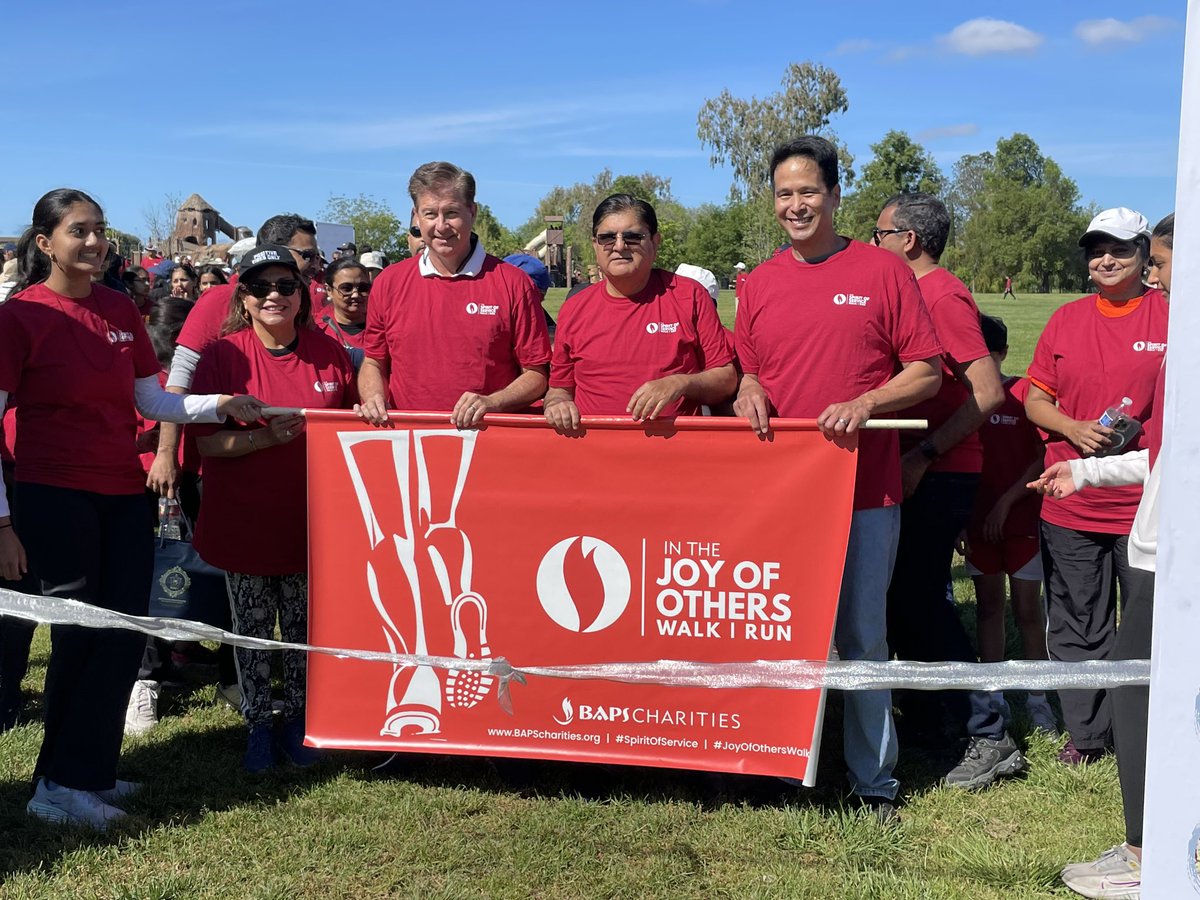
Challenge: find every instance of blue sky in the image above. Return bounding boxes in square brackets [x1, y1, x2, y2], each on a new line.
[0, 1, 1185, 241]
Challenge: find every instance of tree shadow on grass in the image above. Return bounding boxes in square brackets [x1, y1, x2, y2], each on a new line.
[0, 700, 373, 881]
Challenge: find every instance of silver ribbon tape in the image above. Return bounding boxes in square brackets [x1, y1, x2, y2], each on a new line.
[0, 587, 1149, 693]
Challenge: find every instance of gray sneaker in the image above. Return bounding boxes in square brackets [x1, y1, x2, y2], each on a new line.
[1061, 843, 1140, 898]
[945, 733, 1028, 790]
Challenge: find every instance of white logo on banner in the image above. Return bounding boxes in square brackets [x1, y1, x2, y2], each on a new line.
[536, 536, 631, 633]
[553, 697, 574, 725]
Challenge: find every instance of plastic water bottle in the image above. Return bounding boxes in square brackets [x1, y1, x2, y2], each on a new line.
[158, 497, 182, 540]
[1096, 397, 1141, 457]
[1098, 397, 1133, 429]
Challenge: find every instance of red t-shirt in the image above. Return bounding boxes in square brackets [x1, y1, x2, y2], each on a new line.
[0, 283, 160, 494]
[899, 267, 989, 473]
[549, 270, 734, 416]
[176, 283, 236, 354]
[969, 376, 1043, 539]
[190, 327, 357, 575]
[318, 315, 367, 350]
[735, 240, 942, 509]
[1, 405, 15, 465]
[362, 255, 551, 411]
[1027, 291, 1169, 532]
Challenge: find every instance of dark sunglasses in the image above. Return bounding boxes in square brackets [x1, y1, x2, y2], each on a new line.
[288, 247, 318, 261]
[333, 282, 371, 297]
[244, 279, 300, 299]
[409, 225, 421, 238]
[871, 228, 909, 246]
[594, 230, 648, 248]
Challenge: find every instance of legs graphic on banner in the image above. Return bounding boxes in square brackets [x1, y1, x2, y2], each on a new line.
[339, 429, 493, 738]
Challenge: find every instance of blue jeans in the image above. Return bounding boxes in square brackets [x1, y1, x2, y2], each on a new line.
[834, 506, 901, 800]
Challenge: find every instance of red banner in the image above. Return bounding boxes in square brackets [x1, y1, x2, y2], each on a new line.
[306, 412, 856, 781]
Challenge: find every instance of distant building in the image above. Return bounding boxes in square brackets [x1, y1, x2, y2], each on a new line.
[168, 193, 246, 258]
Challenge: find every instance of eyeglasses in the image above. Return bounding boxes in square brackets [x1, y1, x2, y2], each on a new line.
[333, 282, 371, 297]
[409, 225, 421, 238]
[288, 247, 318, 261]
[244, 279, 300, 298]
[871, 228, 909, 246]
[594, 230, 649, 249]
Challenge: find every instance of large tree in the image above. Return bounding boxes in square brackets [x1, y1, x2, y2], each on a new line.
[519, 170, 690, 269]
[474, 204, 520, 257]
[682, 203, 746, 284]
[320, 194, 406, 261]
[697, 61, 853, 199]
[943, 134, 1089, 293]
[836, 131, 946, 243]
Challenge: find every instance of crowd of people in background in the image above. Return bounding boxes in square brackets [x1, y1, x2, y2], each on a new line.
[0, 138, 1174, 900]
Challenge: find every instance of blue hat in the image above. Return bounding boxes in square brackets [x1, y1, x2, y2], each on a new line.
[504, 253, 550, 293]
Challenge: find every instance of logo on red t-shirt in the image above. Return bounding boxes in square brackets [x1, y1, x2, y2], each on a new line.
[107, 328, 135, 344]
[1132, 340, 1166, 352]
[832, 293, 870, 307]
[465, 302, 499, 316]
[645, 322, 679, 334]
[313, 380, 340, 393]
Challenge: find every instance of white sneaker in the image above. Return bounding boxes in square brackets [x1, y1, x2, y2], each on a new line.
[1061, 844, 1141, 898]
[93, 780, 142, 806]
[27, 778, 127, 831]
[124, 679, 160, 736]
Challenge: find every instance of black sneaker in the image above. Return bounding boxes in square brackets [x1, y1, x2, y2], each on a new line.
[945, 733, 1027, 790]
[855, 795, 900, 825]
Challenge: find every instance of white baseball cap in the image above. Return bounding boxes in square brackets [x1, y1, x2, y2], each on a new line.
[675, 263, 720, 303]
[1079, 207, 1151, 246]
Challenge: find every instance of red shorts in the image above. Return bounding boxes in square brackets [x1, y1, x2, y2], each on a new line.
[964, 533, 1041, 580]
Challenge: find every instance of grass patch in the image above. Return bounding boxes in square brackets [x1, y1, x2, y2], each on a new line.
[0, 577, 1122, 899]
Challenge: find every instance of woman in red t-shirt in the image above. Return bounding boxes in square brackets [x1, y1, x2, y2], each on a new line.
[1024, 208, 1165, 764]
[544, 194, 735, 431]
[317, 257, 370, 352]
[0, 189, 262, 830]
[190, 244, 356, 774]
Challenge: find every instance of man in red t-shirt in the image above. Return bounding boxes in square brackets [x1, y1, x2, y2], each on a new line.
[734, 137, 942, 815]
[872, 193, 1022, 790]
[357, 161, 551, 425]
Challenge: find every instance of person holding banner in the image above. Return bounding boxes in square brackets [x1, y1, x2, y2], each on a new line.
[1024, 208, 1166, 767]
[1032, 213, 1173, 900]
[0, 189, 263, 830]
[356, 160, 551, 428]
[545, 194, 735, 430]
[189, 244, 356, 774]
[734, 137, 943, 818]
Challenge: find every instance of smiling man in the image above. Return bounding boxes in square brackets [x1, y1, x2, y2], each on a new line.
[733, 136, 943, 819]
[357, 161, 551, 428]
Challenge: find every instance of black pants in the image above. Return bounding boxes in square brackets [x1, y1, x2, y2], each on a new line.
[1111, 570, 1153, 846]
[1, 463, 38, 716]
[887, 471, 1006, 741]
[1041, 521, 1154, 751]
[16, 482, 152, 791]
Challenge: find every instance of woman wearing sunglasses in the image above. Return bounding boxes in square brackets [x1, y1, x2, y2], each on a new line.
[318, 256, 370, 351]
[1024, 208, 1167, 767]
[190, 244, 357, 773]
[544, 194, 735, 432]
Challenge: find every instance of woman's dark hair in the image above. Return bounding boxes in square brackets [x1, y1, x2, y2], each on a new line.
[196, 263, 228, 286]
[1152, 213, 1175, 249]
[221, 276, 315, 337]
[146, 298, 195, 368]
[12, 188, 103, 294]
[592, 194, 658, 236]
[121, 265, 149, 292]
[770, 136, 840, 191]
[325, 257, 369, 287]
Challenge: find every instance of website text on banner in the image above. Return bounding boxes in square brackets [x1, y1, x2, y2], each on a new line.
[305, 412, 857, 783]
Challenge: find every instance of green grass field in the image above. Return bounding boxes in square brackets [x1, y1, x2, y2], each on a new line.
[0, 290, 1112, 899]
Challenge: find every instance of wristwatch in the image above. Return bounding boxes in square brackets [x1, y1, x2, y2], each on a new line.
[918, 438, 939, 461]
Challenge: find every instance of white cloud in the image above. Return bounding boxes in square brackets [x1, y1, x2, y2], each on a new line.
[940, 18, 1044, 56]
[834, 39, 878, 55]
[916, 124, 980, 142]
[1075, 16, 1176, 47]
